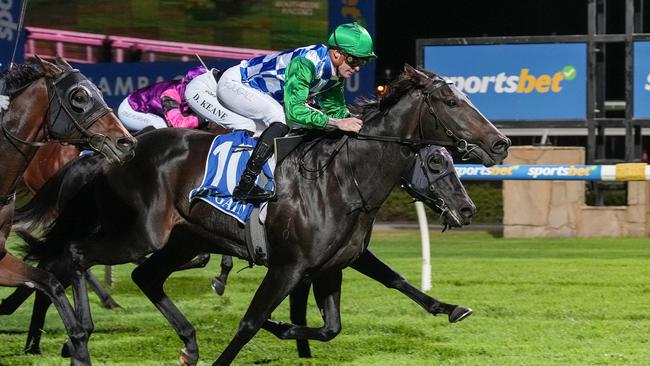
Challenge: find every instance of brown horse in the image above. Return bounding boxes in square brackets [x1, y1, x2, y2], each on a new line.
[20, 143, 80, 194]
[0, 56, 136, 365]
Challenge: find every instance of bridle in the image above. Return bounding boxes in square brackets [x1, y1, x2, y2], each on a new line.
[298, 77, 481, 213]
[1, 68, 113, 153]
[356, 78, 479, 160]
[0, 68, 113, 206]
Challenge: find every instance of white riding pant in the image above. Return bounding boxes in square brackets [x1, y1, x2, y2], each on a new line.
[184, 66, 286, 135]
[117, 98, 167, 131]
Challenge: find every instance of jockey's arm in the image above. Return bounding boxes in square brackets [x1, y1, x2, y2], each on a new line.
[284, 57, 344, 128]
[160, 88, 199, 129]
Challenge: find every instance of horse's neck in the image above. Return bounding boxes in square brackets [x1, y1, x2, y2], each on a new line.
[0, 83, 48, 194]
[362, 93, 421, 139]
[341, 138, 413, 213]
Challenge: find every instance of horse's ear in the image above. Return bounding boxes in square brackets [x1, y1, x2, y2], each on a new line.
[55, 56, 73, 71]
[404, 64, 430, 85]
[404, 64, 417, 75]
[35, 55, 61, 76]
[33, 54, 44, 68]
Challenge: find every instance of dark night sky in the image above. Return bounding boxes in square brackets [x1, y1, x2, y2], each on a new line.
[373, 0, 634, 89]
[374, 1, 592, 77]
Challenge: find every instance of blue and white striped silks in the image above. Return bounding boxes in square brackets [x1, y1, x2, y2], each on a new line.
[189, 130, 275, 224]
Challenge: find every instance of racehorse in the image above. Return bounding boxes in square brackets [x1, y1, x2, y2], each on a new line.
[0, 56, 136, 365]
[14, 65, 509, 365]
[0, 57, 135, 365]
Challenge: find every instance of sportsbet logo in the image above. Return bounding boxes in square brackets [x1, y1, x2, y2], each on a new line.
[446, 65, 577, 94]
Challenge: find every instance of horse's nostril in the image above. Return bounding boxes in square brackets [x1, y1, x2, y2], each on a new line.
[492, 138, 511, 154]
[460, 206, 474, 218]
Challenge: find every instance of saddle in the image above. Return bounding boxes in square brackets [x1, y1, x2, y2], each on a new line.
[242, 133, 308, 266]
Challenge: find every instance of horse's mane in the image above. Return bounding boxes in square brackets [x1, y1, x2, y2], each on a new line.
[0, 59, 45, 95]
[351, 66, 439, 122]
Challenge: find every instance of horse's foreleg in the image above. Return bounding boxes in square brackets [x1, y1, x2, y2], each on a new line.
[68, 267, 94, 359]
[350, 250, 472, 323]
[0, 286, 34, 315]
[86, 269, 120, 309]
[262, 271, 342, 342]
[131, 245, 200, 366]
[23, 261, 73, 356]
[213, 265, 305, 366]
[0, 253, 90, 365]
[211, 255, 233, 296]
[24, 290, 52, 355]
[289, 279, 312, 357]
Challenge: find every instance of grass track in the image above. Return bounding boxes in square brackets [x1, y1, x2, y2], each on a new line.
[1, 229, 650, 365]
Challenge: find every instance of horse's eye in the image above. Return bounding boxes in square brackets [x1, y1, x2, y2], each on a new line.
[445, 99, 457, 107]
[427, 156, 443, 174]
[70, 88, 91, 112]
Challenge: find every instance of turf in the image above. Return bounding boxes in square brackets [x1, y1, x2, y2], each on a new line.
[1, 229, 650, 365]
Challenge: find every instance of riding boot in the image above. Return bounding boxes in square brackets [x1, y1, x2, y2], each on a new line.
[232, 122, 290, 204]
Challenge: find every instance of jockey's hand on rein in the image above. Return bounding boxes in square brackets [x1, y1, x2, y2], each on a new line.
[328, 117, 363, 133]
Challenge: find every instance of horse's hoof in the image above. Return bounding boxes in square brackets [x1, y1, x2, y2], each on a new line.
[448, 306, 472, 323]
[178, 347, 197, 366]
[60, 340, 73, 358]
[24, 345, 41, 355]
[211, 278, 226, 296]
[101, 299, 121, 310]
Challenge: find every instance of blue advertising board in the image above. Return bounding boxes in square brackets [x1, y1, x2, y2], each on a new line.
[328, 0, 375, 101]
[423, 43, 587, 120]
[634, 41, 650, 119]
[73, 60, 238, 109]
[0, 0, 24, 70]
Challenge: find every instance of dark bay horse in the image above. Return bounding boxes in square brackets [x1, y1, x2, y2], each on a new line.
[0, 56, 136, 365]
[15, 65, 509, 365]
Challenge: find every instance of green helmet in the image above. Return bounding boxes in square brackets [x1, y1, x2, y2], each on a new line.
[328, 22, 377, 59]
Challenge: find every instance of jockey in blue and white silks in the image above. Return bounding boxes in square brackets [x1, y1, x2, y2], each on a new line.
[240, 44, 339, 107]
[184, 22, 376, 204]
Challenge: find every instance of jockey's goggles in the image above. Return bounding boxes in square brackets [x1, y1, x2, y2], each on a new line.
[342, 52, 369, 68]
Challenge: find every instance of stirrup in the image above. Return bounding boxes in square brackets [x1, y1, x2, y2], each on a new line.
[232, 185, 275, 205]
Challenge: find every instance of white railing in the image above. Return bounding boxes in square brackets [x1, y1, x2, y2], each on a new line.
[24, 26, 275, 64]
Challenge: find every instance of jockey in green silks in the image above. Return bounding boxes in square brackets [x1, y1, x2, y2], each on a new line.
[184, 22, 376, 204]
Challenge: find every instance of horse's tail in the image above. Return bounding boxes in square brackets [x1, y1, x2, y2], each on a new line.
[14, 153, 104, 232]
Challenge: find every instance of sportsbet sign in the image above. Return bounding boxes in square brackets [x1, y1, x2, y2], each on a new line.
[634, 41, 650, 119]
[423, 43, 587, 121]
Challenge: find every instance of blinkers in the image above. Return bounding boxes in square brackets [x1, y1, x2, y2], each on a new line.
[48, 69, 112, 139]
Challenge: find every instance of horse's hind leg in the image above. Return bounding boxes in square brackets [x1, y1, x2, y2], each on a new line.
[131, 244, 200, 366]
[176, 253, 211, 271]
[0, 253, 89, 365]
[289, 279, 312, 357]
[211, 255, 233, 296]
[262, 271, 343, 342]
[0, 286, 34, 315]
[213, 265, 306, 366]
[86, 269, 120, 309]
[351, 250, 472, 323]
